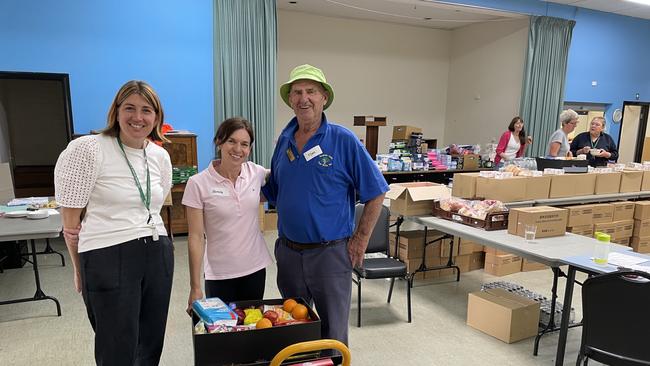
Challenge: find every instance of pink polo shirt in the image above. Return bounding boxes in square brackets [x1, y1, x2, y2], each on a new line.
[182, 161, 272, 280]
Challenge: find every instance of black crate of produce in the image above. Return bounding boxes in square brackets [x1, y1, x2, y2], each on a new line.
[192, 298, 321, 366]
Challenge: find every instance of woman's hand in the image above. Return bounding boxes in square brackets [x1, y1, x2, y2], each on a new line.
[187, 287, 204, 316]
[63, 225, 81, 247]
[598, 150, 611, 158]
[580, 146, 591, 155]
[526, 136, 533, 145]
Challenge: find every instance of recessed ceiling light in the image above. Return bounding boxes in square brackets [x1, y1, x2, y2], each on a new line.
[625, 0, 650, 5]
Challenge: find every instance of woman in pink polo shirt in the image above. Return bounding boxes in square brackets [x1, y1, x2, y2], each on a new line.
[183, 117, 272, 310]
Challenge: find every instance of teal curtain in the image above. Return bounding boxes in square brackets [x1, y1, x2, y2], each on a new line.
[214, 0, 276, 167]
[519, 16, 575, 157]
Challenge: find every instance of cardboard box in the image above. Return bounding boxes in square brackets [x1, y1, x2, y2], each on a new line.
[593, 222, 617, 238]
[392, 125, 422, 140]
[455, 254, 471, 273]
[521, 258, 547, 272]
[593, 172, 622, 194]
[467, 288, 540, 344]
[459, 238, 483, 253]
[548, 174, 596, 198]
[468, 252, 485, 271]
[620, 170, 643, 193]
[192, 298, 320, 365]
[642, 171, 650, 191]
[462, 154, 480, 170]
[591, 203, 614, 224]
[611, 237, 630, 245]
[634, 201, 650, 220]
[633, 219, 650, 238]
[440, 239, 460, 258]
[612, 201, 635, 221]
[524, 175, 551, 200]
[614, 219, 634, 238]
[475, 177, 526, 202]
[565, 204, 596, 227]
[484, 253, 522, 277]
[389, 231, 442, 259]
[567, 224, 594, 237]
[263, 212, 278, 231]
[507, 206, 568, 239]
[386, 182, 451, 216]
[452, 172, 480, 199]
[484, 247, 512, 256]
[630, 236, 650, 253]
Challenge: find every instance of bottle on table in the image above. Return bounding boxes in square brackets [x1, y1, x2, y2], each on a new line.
[593, 232, 610, 265]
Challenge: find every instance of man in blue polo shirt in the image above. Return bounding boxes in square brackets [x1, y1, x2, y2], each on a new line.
[263, 64, 388, 346]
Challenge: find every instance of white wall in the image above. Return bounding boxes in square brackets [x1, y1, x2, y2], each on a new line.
[277, 10, 451, 153]
[444, 18, 529, 147]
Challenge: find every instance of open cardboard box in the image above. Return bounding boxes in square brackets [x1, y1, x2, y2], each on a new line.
[385, 182, 450, 216]
[192, 298, 320, 365]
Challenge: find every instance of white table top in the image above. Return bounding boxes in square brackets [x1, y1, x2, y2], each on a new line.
[407, 215, 631, 267]
[563, 250, 650, 275]
[0, 214, 62, 241]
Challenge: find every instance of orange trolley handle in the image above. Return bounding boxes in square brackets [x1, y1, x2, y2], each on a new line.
[269, 339, 351, 366]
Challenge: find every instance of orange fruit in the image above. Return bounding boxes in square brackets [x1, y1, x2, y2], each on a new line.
[283, 298, 297, 312]
[291, 304, 308, 320]
[256, 318, 273, 329]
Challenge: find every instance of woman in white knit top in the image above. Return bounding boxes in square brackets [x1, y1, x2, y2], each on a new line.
[54, 80, 173, 365]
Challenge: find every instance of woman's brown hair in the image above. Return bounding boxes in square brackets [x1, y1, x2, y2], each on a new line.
[101, 80, 169, 143]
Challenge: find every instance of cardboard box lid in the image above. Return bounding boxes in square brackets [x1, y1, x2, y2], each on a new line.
[471, 288, 538, 309]
[385, 182, 451, 202]
[512, 205, 566, 214]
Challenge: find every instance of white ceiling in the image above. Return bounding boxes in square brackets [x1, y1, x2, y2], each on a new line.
[276, 0, 524, 30]
[276, 0, 650, 30]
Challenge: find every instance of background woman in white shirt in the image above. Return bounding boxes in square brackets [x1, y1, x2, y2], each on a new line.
[55, 80, 173, 366]
[494, 116, 532, 169]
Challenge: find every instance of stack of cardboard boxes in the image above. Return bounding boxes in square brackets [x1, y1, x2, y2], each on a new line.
[388, 231, 485, 280]
[632, 201, 650, 253]
[452, 169, 650, 203]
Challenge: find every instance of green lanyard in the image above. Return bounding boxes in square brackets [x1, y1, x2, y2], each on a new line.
[591, 136, 600, 149]
[117, 137, 152, 224]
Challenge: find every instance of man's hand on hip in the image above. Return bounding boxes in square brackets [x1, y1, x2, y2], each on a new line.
[348, 234, 369, 268]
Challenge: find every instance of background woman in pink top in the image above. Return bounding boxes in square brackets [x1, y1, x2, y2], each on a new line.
[182, 117, 272, 311]
[494, 116, 533, 168]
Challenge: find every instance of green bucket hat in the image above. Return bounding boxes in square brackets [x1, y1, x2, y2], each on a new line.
[280, 64, 334, 110]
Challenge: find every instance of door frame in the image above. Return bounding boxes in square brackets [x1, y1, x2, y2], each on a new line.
[619, 101, 650, 163]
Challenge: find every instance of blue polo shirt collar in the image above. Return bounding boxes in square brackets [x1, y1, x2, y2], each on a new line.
[280, 113, 330, 143]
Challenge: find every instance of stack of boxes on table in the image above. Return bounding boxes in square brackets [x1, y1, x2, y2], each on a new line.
[453, 165, 650, 255]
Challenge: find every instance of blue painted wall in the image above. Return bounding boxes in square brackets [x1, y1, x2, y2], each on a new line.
[0, 0, 214, 169]
[445, 0, 650, 141]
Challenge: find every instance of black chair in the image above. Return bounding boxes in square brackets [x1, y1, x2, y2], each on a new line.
[352, 204, 411, 327]
[577, 270, 650, 366]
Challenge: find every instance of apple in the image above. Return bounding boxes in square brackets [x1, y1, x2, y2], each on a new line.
[263, 310, 279, 325]
[233, 308, 246, 325]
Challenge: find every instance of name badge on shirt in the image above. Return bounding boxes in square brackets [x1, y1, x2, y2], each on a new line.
[211, 188, 230, 197]
[304, 145, 323, 162]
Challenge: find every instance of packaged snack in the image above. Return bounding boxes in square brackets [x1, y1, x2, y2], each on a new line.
[192, 297, 238, 327]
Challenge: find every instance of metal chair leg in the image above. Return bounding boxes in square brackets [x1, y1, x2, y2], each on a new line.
[387, 278, 395, 303]
[357, 276, 362, 328]
[406, 275, 412, 323]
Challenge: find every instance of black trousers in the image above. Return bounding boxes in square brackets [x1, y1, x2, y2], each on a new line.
[80, 236, 174, 366]
[204, 268, 266, 305]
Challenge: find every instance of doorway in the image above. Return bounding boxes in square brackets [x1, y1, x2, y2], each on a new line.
[618, 101, 650, 164]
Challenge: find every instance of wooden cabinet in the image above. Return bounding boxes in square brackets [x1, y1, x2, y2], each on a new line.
[162, 132, 198, 235]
